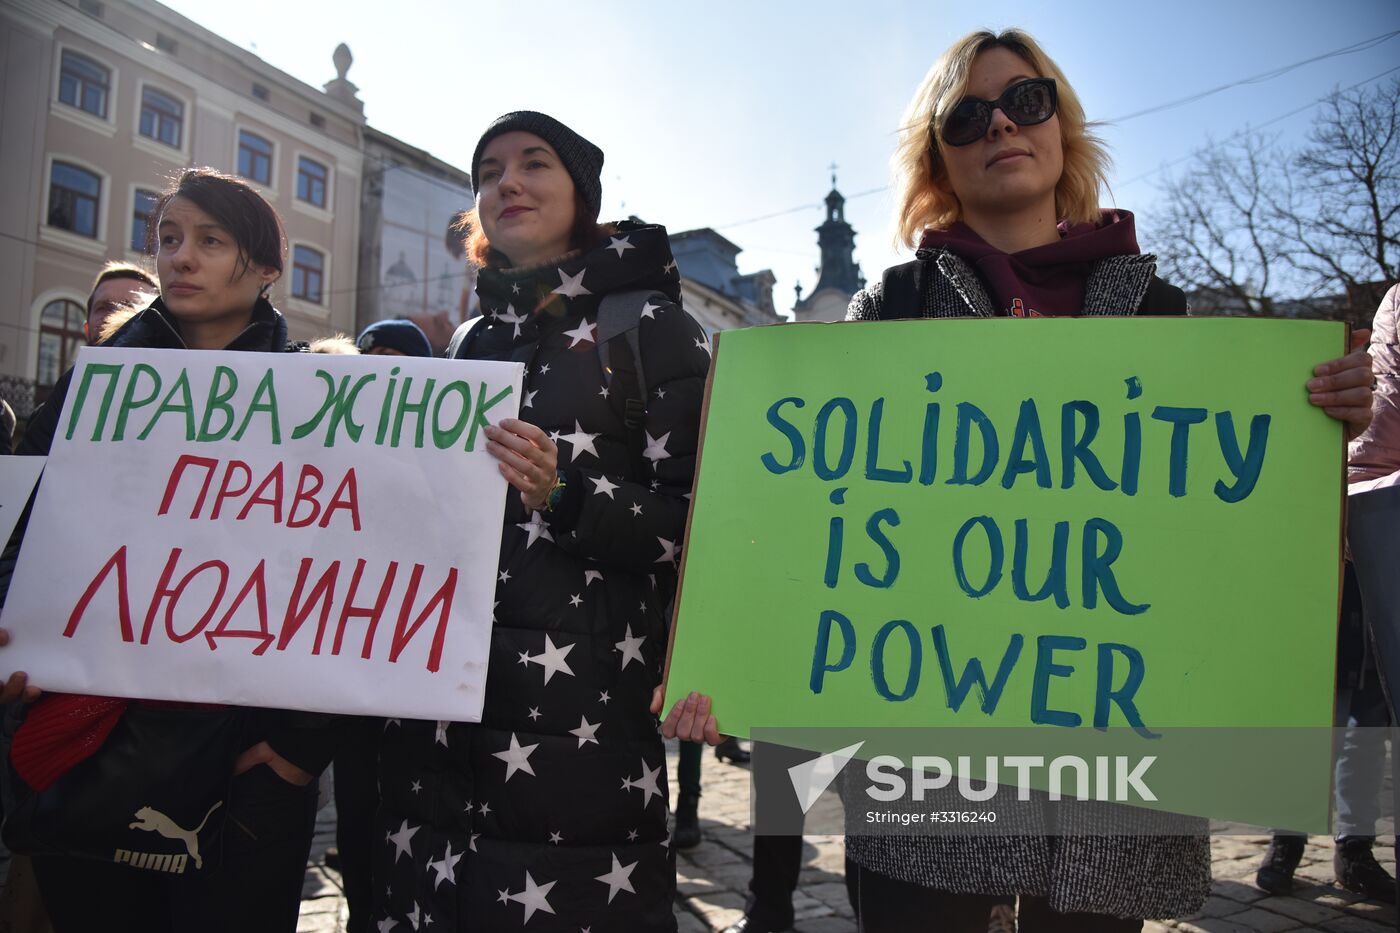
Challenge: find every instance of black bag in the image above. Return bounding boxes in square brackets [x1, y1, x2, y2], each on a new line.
[2, 704, 241, 877]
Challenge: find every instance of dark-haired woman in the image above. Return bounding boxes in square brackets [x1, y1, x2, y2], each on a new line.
[0, 167, 339, 933]
[375, 112, 710, 931]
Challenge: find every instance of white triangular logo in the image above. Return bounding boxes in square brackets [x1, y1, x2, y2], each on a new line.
[788, 741, 865, 814]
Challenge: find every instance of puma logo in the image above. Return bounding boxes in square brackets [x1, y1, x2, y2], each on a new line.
[128, 801, 222, 870]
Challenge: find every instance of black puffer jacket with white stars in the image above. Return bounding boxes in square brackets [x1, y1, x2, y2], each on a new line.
[376, 222, 707, 932]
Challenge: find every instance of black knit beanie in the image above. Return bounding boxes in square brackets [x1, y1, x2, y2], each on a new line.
[471, 111, 604, 223]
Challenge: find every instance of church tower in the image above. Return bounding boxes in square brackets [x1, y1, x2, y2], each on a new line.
[792, 173, 865, 323]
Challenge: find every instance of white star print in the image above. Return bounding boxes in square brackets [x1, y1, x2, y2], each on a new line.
[510, 282, 521, 294]
[655, 386, 667, 399]
[522, 389, 538, 409]
[589, 475, 619, 498]
[377, 919, 397, 933]
[598, 690, 611, 705]
[499, 569, 512, 584]
[559, 420, 600, 462]
[640, 300, 661, 320]
[625, 760, 664, 807]
[656, 537, 678, 564]
[435, 721, 450, 747]
[551, 268, 591, 298]
[695, 336, 713, 358]
[663, 259, 678, 274]
[539, 363, 550, 375]
[493, 733, 539, 782]
[584, 570, 604, 586]
[607, 235, 635, 258]
[469, 832, 480, 852]
[643, 431, 672, 462]
[527, 706, 542, 721]
[528, 634, 575, 683]
[516, 512, 555, 549]
[517, 650, 533, 666]
[598, 384, 610, 399]
[615, 624, 646, 670]
[569, 593, 583, 607]
[629, 502, 643, 517]
[495, 888, 511, 905]
[595, 853, 638, 903]
[387, 820, 419, 863]
[410, 779, 422, 794]
[562, 318, 597, 348]
[661, 829, 672, 850]
[626, 828, 639, 841]
[493, 303, 526, 338]
[478, 801, 492, 817]
[549, 830, 563, 844]
[570, 715, 601, 748]
[507, 871, 557, 923]
[427, 843, 462, 890]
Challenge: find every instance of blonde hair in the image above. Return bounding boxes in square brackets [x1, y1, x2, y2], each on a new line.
[892, 28, 1110, 247]
[309, 334, 359, 354]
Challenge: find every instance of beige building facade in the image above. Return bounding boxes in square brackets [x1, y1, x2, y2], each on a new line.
[0, 0, 364, 415]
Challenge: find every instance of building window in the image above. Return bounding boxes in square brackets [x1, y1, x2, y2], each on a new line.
[138, 87, 183, 148]
[37, 299, 86, 401]
[131, 188, 159, 253]
[155, 33, 178, 54]
[296, 157, 328, 208]
[252, 83, 269, 101]
[309, 112, 325, 129]
[238, 131, 272, 185]
[292, 246, 325, 304]
[58, 50, 110, 119]
[48, 162, 101, 238]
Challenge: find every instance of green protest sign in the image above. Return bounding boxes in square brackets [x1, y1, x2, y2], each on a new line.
[665, 318, 1344, 743]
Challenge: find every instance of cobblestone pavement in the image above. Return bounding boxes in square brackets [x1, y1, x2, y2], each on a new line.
[298, 742, 1398, 933]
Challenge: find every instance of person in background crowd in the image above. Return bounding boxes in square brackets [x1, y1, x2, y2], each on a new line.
[84, 261, 156, 346]
[1259, 283, 1400, 902]
[320, 319, 427, 933]
[662, 27, 1374, 933]
[0, 167, 342, 933]
[374, 110, 710, 932]
[356, 318, 433, 358]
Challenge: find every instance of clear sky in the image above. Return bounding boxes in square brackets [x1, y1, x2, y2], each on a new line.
[162, 0, 1400, 312]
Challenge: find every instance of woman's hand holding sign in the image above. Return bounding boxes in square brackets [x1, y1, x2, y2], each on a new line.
[651, 686, 722, 745]
[0, 629, 41, 704]
[485, 419, 561, 512]
[1309, 329, 1374, 437]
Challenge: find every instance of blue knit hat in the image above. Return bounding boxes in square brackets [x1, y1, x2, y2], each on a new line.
[356, 319, 432, 358]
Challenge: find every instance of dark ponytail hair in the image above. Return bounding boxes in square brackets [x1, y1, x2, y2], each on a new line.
[150, 168, 286, 282]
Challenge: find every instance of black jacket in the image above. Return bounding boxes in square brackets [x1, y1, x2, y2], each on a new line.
[9, 297, 342, 777]
[376, 223, 708, 931]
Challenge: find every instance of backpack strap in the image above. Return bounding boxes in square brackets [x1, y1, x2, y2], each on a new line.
[597, 290, 664, 480]
[879, 260, 926, 320]
[447, 314, 489, 360]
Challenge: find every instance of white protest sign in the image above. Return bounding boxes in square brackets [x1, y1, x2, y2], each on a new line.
[0, 457, 46, 548]
[1, 347, 521, 721]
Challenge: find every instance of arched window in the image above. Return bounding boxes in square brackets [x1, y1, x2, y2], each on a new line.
[37, 299, 86, 403]
[58, 50, 110, 118]
[48, 161, 102, 238]
[139, 87, 183, 148]
[292, 245, 325, 304]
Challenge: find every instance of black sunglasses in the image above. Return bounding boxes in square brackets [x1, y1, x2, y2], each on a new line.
[939, 77, 1058, 147]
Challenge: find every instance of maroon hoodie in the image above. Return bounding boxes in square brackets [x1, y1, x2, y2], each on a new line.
[918, 209, 1140, 317]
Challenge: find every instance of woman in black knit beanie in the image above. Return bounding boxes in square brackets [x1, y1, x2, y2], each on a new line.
[374, 112, 711, 932]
